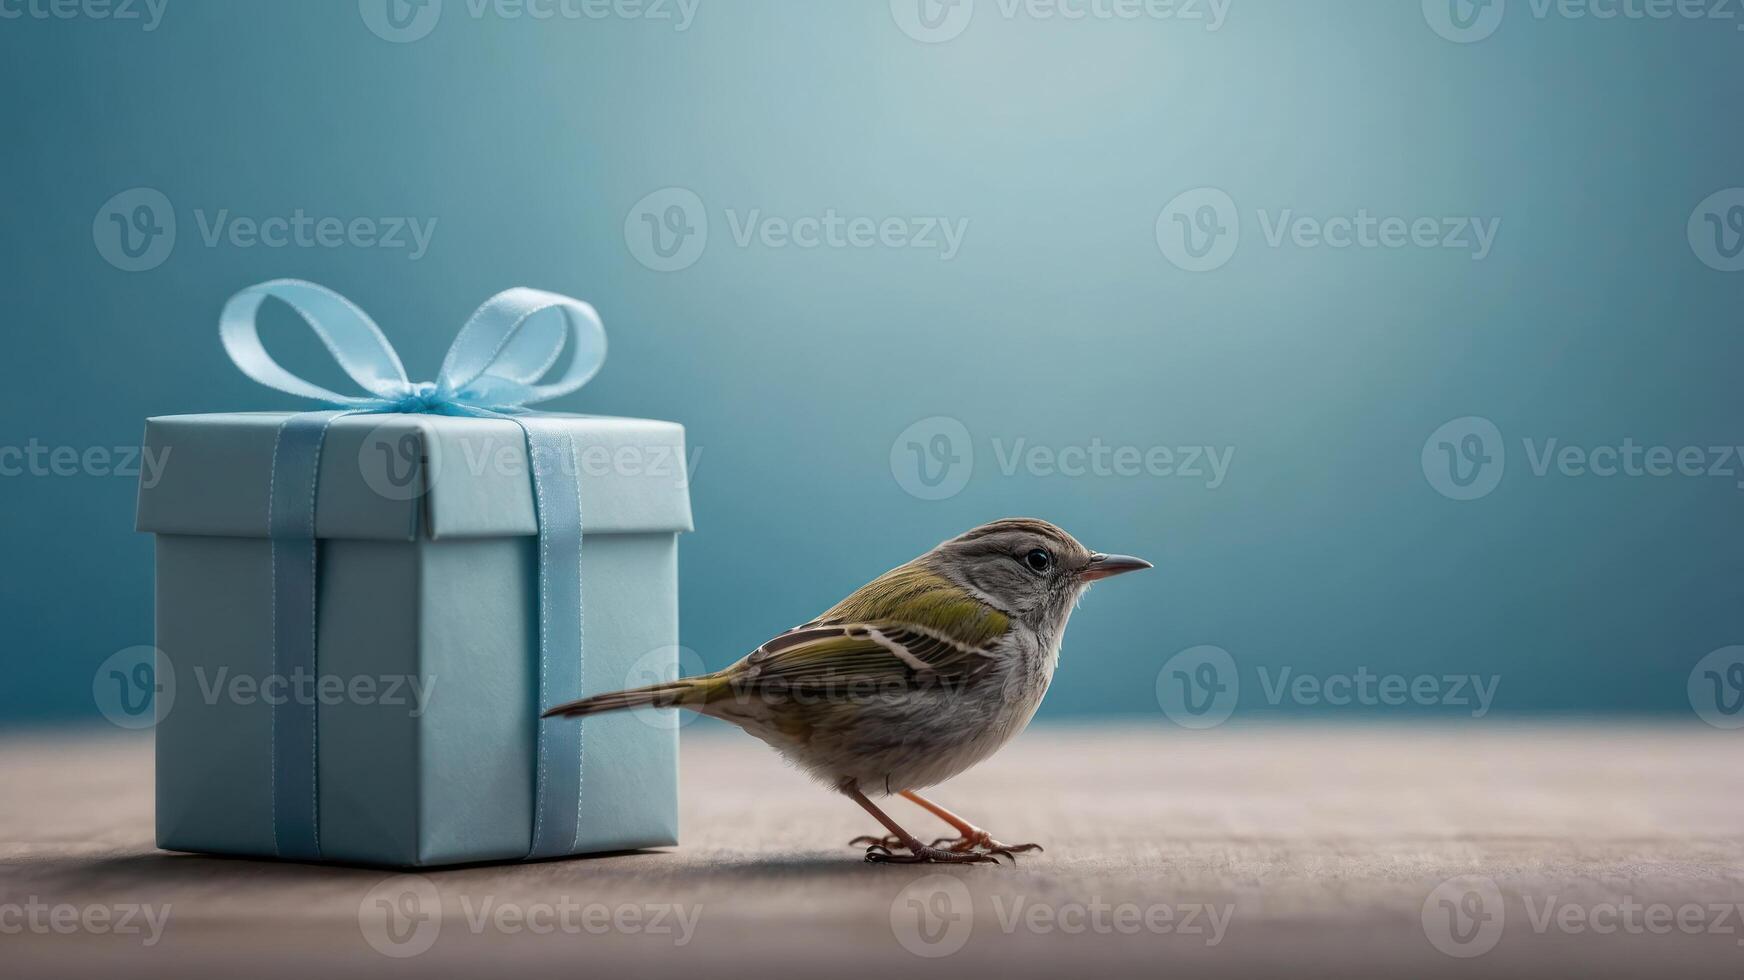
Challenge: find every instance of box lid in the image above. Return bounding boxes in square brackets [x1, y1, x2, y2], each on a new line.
[135, 412, 694, 541]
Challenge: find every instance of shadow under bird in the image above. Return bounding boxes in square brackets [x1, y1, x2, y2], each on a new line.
[543, 518, 1151, 865]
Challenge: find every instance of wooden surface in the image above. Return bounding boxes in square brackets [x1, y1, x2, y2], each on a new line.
[3, 722, 1742, 978]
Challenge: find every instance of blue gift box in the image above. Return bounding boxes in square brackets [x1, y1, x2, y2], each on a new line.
[135, 411, 692, 866]
[132, 280, 692, 867]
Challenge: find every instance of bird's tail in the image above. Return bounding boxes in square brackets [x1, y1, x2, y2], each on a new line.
[540, 675, 722, 720]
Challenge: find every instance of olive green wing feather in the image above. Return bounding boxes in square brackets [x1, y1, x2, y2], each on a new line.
[714, 564, 1011, 696]
[812, 562, 1010, 647]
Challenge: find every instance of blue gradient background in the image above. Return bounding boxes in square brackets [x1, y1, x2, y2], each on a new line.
[3, 0, 1741, 725]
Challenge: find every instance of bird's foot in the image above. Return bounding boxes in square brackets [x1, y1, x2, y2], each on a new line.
[930, 830, 1044, 859]
[863, 842, 1003, 865]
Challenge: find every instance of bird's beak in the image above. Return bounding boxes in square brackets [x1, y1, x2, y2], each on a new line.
[1080, 552, 1153, 581]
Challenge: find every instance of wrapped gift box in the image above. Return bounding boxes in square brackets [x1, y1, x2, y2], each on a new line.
[135, 410, 692, 866]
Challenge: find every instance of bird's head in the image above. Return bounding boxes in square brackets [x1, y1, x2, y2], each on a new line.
[924, 518, 1152, 632]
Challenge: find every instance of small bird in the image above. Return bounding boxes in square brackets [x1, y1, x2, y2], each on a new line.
[543, 518, 1151, 864]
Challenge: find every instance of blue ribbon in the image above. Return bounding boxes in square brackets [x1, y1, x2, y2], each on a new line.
[220, 278, 607, 861]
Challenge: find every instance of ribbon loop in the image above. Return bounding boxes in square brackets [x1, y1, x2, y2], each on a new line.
[437, 288, 607, 411]
[219, 280, 413, 406]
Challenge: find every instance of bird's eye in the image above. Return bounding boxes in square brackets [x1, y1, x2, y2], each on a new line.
[1024, 548, 1053, 572]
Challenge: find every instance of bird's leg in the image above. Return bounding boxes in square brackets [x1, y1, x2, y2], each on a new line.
[842, 783, 1002, 865]
[900, 790, 1044, 856]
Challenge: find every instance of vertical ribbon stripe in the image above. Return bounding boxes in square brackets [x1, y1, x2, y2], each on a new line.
[266, 410, 345, 861]
[519, 418, 587, 859]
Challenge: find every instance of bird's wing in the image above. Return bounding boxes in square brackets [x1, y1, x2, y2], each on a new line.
[721, 564, 1012, 694]
[732, 622, 997, 692]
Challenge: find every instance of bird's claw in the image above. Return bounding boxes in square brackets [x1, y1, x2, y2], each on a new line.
[864, 842, 1002, 865]
[849, 834, 906, 850]
[853, 834, 1036, 864]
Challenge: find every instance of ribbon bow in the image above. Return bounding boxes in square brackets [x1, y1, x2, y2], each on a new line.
[220, 278, 606, 415]
[222, 279, 601, 862]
